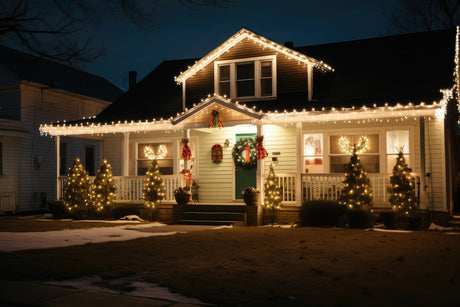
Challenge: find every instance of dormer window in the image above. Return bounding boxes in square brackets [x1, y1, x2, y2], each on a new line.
[214, 55, 276, 99]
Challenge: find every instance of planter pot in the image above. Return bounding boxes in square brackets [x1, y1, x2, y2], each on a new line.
[175, 193, 191, 205]
[243, 192, 260, 206]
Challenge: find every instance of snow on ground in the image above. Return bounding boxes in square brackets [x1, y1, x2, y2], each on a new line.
[0, 222, 176, 252]
[44, 276, 212, 305]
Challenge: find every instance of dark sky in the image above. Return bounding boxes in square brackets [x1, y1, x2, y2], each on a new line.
[81, 0, 396, 91]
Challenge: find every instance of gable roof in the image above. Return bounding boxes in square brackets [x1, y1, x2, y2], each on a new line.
[0, 45, 123, 101]
[171, 95, 263, 125]
[63, 29, 457, 125]
[175, 27, 333, 83]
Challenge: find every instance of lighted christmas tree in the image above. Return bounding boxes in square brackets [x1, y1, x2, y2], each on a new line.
[339, 146, 373, 210]
[92, 159, 116, 212]
[63, 157, 92, 216]
[263, 164, 281, 223]
[389, 149, 417, 215]
[142, 159, 165, 208]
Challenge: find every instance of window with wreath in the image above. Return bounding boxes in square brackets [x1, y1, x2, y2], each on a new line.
[215, 56, 276, 99]
[329, 134, 380, 173]
[137, 142, 173, 175]
[386, 130, 409, 173]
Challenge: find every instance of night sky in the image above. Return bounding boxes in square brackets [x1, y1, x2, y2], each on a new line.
[81, 0, 396, 91]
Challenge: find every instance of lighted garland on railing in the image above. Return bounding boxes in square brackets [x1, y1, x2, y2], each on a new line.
[232, 137, 257, 169]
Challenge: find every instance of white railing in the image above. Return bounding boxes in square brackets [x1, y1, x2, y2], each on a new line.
[302, 173, 393, 205]
[59, 175, 185, 203]
[276, 173, 297, 204]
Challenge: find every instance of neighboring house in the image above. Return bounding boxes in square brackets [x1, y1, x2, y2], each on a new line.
[0, 45, 123, 213]
[41, 28, 459, 221]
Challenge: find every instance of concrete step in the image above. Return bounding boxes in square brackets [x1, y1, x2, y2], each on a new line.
[182, 204, 246, 213]
[178, 220, 242, 226]
[181, 211, 245, 222]
[178, 204, 247, 226]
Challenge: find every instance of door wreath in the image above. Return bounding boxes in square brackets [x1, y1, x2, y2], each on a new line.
[232, 137, 257, 169]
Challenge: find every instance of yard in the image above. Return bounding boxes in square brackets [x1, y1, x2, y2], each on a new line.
[0, 217, 459, 306]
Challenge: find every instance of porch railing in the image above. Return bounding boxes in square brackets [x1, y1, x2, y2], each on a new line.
[276, 173, 297, 204]
[59, 175, 185, 203]
[302, 173, 392, 205]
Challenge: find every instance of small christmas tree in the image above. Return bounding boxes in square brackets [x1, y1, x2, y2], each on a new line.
[389, 149, 417, 215]
[339, 146, 373, 211]
[263, 164, 281, 223]
[92, 159, 116, 212]
[63, 157, 92, 216]
[143, 159, 165, 208]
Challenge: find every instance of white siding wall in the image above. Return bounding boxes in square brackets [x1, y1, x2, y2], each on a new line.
[12, 84, 110, 211]
[262, 125, 297, 175]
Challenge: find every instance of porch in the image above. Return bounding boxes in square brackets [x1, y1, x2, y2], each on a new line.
[58, 173, 393, 207]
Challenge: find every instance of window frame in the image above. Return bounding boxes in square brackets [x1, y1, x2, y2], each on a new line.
[135, 140, 175, 176]
[214, 55, 277, 100]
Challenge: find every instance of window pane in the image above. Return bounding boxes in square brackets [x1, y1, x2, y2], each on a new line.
[236, 63, 254, 80]
[330, 134, 379, 154]
[219, 81, 230, 97]
[138, 143, 173, 159]
[137, 160, 173, 175]
[237, 80, 255, 97]
[387, 130, 409, 154]
[387, 154, 410, 173]
[261, 61, 272, 78]
[260, 78, 272, 96]
[304, 134, 323, 155]
[219, 65, 230, 81]
[331, 155, 379, 173]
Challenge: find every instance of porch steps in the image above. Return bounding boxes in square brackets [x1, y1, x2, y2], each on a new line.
[178, 204, 246, 226]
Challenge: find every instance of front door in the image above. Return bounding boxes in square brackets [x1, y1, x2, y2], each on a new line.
[235, 133, 257, 199]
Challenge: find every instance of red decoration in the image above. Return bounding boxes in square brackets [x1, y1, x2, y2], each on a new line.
[181, 138, 191, 160]
[256, 135, 268, 160]
[208, 110, 224, 128]
[212, 144, 223, 162]
[244, 145, 251, 163]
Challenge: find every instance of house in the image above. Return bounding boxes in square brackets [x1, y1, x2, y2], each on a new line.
[0, 45, 123, 213]
[40, 27, 459, 223]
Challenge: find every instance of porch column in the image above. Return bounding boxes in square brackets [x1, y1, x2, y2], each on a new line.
[55, 135, 60, 200]
[296, 122, 303, 206]
[183, 129, 190, 170]
[257, 124, 264, 205]
[122, 132, 129, 176]
[307, 63, 313, 101]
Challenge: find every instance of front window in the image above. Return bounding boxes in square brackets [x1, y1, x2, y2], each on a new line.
[215, 56, 276, 99]
[303, 134, 323, 173]
[386, 130, 409, 172]
[329, 134, 380, 173]
[137, 142, 173, 175]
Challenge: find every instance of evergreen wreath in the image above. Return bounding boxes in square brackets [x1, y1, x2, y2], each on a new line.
[232, 137, 257, 169]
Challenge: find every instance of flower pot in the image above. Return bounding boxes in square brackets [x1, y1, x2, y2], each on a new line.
[175, 193, 190, 205]
[243, 192, 260, 206]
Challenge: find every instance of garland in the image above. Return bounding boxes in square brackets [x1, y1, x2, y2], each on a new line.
[232, 137, 257, 169]
[208, 110, 224, 128]
[181, 138, 191, 160]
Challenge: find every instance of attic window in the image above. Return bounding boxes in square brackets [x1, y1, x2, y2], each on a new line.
[214, 55, 276, 99]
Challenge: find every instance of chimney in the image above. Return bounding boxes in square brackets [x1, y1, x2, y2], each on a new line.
[129, 71, 137, 91]
[284, 41, 294, 49]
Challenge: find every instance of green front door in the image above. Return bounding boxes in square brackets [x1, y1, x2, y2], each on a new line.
[235, 133, 257, 199]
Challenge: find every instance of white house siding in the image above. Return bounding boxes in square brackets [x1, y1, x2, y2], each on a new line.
[0, 136, 20, 212]
[423, 118, 446, 211]
[262, 125, 297, 175]
[13, 84, 110, 212]
[102, 135, 123, 176]
[192, 128, 236, 203]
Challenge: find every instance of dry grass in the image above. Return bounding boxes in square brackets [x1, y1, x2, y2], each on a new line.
[1, 218, 460, 306]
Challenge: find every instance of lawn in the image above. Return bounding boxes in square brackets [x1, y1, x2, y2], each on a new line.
[0, 219, 459, 306]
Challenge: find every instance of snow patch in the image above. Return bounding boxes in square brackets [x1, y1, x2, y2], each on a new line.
[0, 223, 174, 252]
[371, 228, 412, 233]
[428, 223, 455, 231]
[211, 225, 233, 230]
[44, 276, 212, 305]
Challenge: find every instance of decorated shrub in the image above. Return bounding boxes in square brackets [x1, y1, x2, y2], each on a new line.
[92, 159, 116, 214]
[142, 159, 165, 208]
[300, 200, 347, 227]
[263, 164, 281, 224]
[62, 157, 94, 219]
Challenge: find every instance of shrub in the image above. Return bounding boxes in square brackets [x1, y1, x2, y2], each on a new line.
[300, 200, 347, 227]
[347, 209, 377, 229]
[47, 201, 68, 219]
[379, 211, 396, 229]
